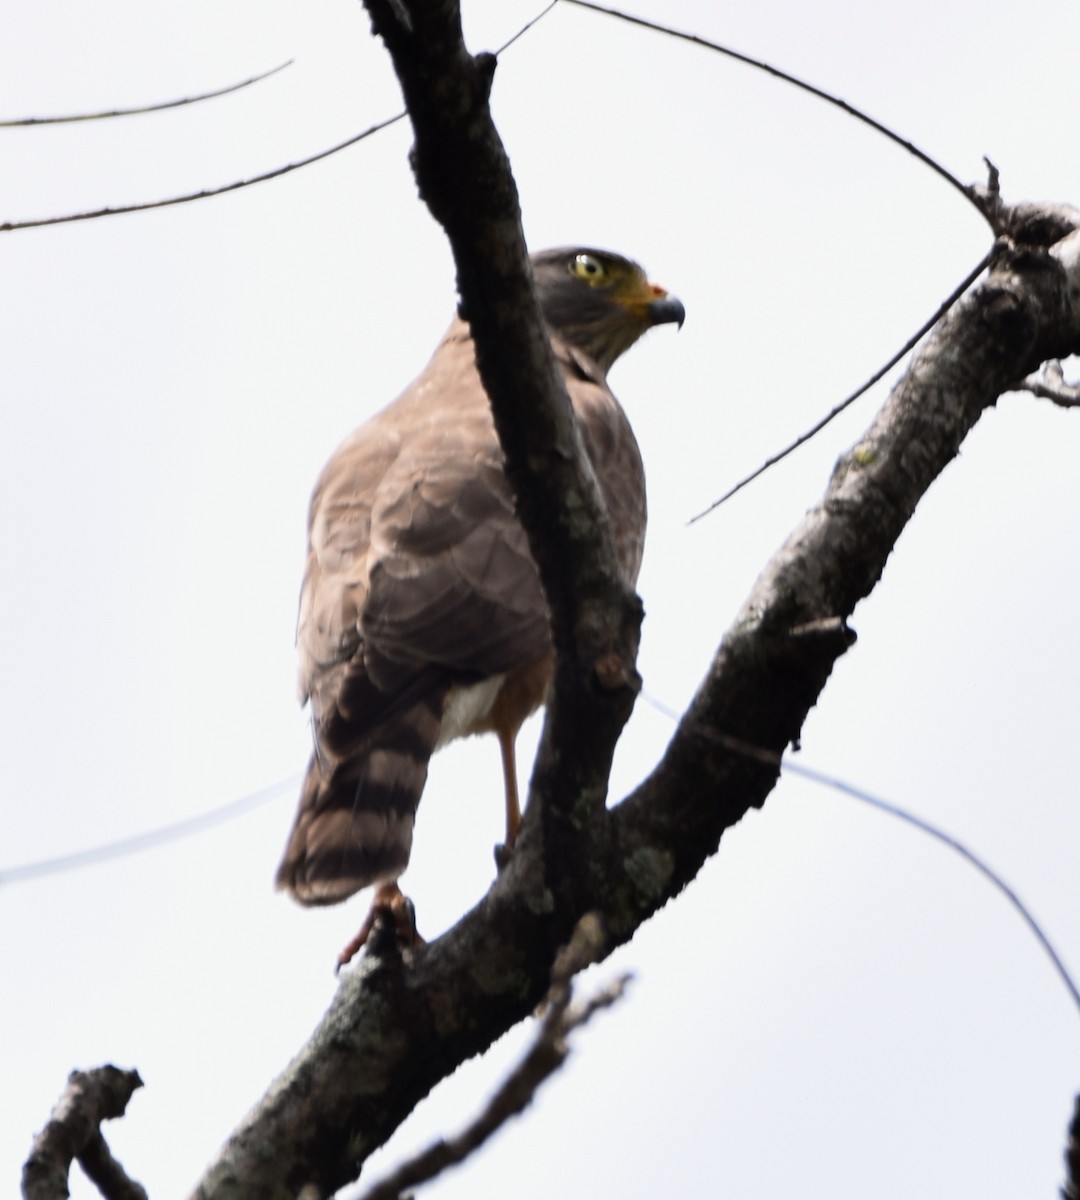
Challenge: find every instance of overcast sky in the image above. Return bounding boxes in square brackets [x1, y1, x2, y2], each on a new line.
[3, 2, 1079, 1197]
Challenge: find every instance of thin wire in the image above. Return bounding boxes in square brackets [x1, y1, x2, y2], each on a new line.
[0, 60, 293, 127]
[497, 0, 558, 52]
[640, 690, 1080, 1020]
[559, 3, 995, 520]
[0, 116, 406, 232]
[0, 773, 301, 886]
[785, 761, 1080, 1018]
[0, 2, 563, 872]
[687, 249, 994, 521]
[0, 1, 558, 234]
[561, 0, 980, 216]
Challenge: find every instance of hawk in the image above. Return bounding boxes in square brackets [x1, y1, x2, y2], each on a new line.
[276, 247, 684, 961]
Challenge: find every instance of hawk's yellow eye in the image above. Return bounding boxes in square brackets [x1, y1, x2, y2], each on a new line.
[570, 253, 606, 284]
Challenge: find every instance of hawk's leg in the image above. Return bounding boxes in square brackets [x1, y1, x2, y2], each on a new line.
[487, 651, 551, 872]
[336, 881, 422, 971]
[493, 726, 521, 872]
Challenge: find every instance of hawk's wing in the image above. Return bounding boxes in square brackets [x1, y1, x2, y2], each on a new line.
[279, 320, 644, 903]
[297, 323, 552, 738]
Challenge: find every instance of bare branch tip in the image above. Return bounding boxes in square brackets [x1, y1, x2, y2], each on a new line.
[1017, 361, 1080, 407]
[0, 58, 293, 128]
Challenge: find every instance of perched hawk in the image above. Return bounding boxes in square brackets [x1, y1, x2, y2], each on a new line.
[276, 247, 683, 960]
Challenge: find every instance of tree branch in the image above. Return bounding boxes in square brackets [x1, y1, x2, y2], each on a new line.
[352, 914, 630, 1200]
[185, 2, 1080, 1194]
[22, 1066, 146, 1200]
[611, 216, 1080, 923]
[360, 0, 645, 937]
[1065, 1092, 1080, 1200]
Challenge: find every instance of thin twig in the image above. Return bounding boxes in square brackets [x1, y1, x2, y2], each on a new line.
[0, 1, 558, 234]
[497, 0, 558, 52]
[0, 115, 406, 232]
[352, 914, 629, 1200]
[561, 0, 981, 217]
[688, 249, 994, 521]
[0, 60, 292, 127]
[640, 690, 1080, 1020]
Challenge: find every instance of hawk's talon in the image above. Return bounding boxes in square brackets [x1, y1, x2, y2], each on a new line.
[335, 883, 423, 972]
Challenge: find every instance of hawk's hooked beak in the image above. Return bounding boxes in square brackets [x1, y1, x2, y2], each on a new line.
[609, 274, 685, 338]
[647, 293, 686, 329]
[642, 277, 685, 329]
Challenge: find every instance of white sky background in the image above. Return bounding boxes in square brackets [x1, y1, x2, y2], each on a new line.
[2, 0, 1079, 1196]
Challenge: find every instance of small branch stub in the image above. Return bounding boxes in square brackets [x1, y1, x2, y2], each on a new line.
[1018, 361, 1080, 408]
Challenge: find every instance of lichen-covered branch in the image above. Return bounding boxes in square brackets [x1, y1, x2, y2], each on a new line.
[360, 0, 646, 916]
[353, 914, 629, 1200]
[183, 3, 1080, 1196]
[22, 1066, 146, 1200]
[610, 216, 1080, 924]
[1065, 1093, 1080, 1200]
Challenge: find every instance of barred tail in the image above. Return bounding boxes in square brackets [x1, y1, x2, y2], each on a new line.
[275, 692, 444, 905]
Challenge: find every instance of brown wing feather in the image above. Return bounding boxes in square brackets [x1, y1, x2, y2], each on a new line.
[277, 320, 645, 906]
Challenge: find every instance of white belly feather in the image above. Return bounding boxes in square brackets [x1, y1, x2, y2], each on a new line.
[436, 674, 507, 748]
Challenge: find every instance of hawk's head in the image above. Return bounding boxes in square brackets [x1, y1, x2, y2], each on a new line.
[531, 247, 685, 375]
